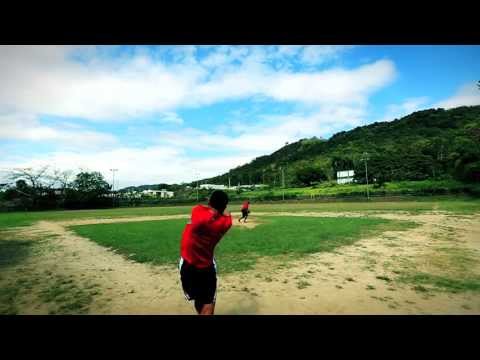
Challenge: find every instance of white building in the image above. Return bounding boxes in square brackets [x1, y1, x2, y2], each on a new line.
[141, 189, 174, 198]
[199, 184, 227, 190]
[252, 184, 268, 189]
[337, 170, 355, 184]
[197, 184, 266, 191]
[161, 189, 174, 198]
[124, 191, 142, 199]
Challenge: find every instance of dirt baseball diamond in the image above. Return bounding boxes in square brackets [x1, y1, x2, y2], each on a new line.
[1, 211, 479, 314]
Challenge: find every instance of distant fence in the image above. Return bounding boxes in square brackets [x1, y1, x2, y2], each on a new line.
[1, 185, 478, 212]
[118, 198, 200, 207]
[115, 189, 479, 208]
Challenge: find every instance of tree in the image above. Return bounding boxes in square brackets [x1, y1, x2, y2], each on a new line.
[6, 166, 55, 209]
[46, 169, 74, 207]
[66, 171, 111, 209]
[8, 166, 52, 189]
[71, 171, 110, 193]
[51, 169, 74, 193]
[15, 179, 29, 192]
[331, 155, 355, 175]
[463, 161, 480, 182]
[294, 163, 327, 186]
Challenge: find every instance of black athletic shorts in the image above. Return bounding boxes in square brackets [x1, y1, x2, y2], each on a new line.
[179, 258, 217, 305]
[241, 209, 250, 216]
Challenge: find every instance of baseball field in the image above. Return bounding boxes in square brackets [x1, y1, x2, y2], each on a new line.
[1, 197, 480, 314]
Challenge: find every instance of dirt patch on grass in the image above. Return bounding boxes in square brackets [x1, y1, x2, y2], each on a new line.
[58, 214, 190, 227]
[215, 212, 480, 314]
[1, 211, 479, 314]
[231, 217, 261, 229]
[6, 220, 192, 314]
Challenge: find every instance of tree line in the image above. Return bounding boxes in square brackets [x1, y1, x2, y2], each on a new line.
[0, 167, 113, 211]
[2, 105, 479, 211]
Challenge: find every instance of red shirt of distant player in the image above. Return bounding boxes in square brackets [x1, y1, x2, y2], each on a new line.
[241, 201, 250, 210]
[181, 205, 232, 268]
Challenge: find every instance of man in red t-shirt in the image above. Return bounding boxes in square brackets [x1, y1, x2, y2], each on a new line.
[179, 190, 232, 315]
[238, 200, 250, 223]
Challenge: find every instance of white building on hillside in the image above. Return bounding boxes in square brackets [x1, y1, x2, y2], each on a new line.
[197, 183, 267, 191]
[141, 189, 174, 198]
[199, 184, 227, 190]
[252, 184, 268, 189]
[337, 170, 355, 184]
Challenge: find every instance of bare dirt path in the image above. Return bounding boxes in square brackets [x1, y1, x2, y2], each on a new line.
[218, 212, 480, 314]
[2, 211, 479, 314]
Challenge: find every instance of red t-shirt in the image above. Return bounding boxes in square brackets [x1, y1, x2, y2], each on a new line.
[241, 201, 249, 210]
[180, 205, 232, 268]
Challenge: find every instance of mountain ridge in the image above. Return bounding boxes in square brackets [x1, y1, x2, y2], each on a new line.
[121, 105, 480, 191]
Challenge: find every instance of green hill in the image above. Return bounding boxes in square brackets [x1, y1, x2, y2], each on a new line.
[200, 106, 480, 188]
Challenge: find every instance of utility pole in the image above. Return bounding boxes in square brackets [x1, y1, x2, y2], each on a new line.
[110, 168, 118, 207]
[262, 169, 265, 185]
[228, 175, 231, 189]
[110, 168, 118, 191]
[281, 166, 285, 201]
[196, 173, 199, 202]
[360, 152, 369, 200]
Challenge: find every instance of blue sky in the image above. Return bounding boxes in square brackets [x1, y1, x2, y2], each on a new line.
[1, 45, 479, 188]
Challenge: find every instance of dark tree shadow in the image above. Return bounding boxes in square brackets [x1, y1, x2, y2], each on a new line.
[0, 240, 34, 269]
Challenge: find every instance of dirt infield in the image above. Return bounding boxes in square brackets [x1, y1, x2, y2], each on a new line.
[2, 211, 479, 314]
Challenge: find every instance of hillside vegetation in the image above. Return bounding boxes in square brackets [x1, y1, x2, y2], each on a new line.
[201, 106, 480, 188]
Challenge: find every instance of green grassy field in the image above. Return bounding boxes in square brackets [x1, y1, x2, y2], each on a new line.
[71, 216, 416, 273]
[237, 180, 480, 199]
[1, 196, 479, 314]
[0, 205, 192, 230]
[235, 197, 480, 214]
[0, 196, 479, 231]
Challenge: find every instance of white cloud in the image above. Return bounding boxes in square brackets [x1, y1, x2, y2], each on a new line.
[191, 59, 395, 109]
[0, 45, 399, 187]
[0, 146, 253, 187]
[200, 46, 250, 68]
[0, 46, 394, 123]
[157, 112, 184, 124]
[275, 45, 302, 57]
[264, 45, 354, 68]
[434, 83, 480, 109]
[266, 60, 396, 105]
[0, 46, 204, 121]
[158, 105, 366, 155]
[374, 82, 480, 125]
[3, 105, 359, 185]
[0, 103, 369, 187]
[299, 45, 353, 65]
[0, 112, 117, 148]
[374, 97, 429, 123]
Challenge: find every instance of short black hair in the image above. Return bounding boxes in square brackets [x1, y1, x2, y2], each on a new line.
[208, 190, 229, 213]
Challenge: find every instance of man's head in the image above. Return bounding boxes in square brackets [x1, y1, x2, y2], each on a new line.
[208, 190, 229, 214]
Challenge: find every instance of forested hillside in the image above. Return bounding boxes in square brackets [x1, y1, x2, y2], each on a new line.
[201, 106, 480, 187]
